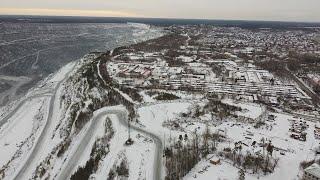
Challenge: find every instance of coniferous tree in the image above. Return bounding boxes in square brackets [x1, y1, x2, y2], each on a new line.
[238, 168, 245, 180]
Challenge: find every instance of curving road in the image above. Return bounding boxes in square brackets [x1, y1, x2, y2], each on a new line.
[12, 63, 76, 180]
[56, 108, 163, 180]
[3, 60, 163, 180]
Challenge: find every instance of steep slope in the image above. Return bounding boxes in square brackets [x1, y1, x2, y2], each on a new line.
[0, 27, 165, 180]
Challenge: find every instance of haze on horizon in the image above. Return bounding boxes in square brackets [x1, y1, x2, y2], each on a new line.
[0, 0, 319, 22]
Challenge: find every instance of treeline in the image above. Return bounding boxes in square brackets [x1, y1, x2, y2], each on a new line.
[71, 118, 114, 180]
[165, 126, 225, 180]
[165, 123, 279, 179]
[62, 52, 136, 138]
[255, 60, 289, 79]
[70, 138, 108, 180]
[118, 86, 143, 102]
[32, 53, 137, 178]
[300, 159, 320, 170]
[204, 99, 241, 116]
[107, 158, 129, 180]
[220, 140, 279, 175]
[98, 54, 137, 120]
[290, 53, 320, 65]
[131, 34, 187, 52]
[155, 92, 180, 101]
[181, 99, 241, 121]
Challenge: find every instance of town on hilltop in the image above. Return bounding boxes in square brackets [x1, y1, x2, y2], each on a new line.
[1, 22, 320, 180]
[98, 25, 320, 180]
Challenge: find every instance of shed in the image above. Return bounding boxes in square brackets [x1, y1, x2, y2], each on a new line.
[210, 157, 221, 165]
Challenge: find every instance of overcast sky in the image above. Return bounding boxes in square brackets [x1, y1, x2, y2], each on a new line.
[0, 0, 319, 22]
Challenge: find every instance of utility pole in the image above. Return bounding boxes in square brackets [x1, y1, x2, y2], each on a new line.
[128, 118, 131, 140]
[164, 133, 166, 149]
[168, 118, 172, 143]
[125, 117, 133, 145]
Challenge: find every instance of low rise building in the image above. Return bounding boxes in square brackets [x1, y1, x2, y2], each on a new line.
[304, 163, 320, 180]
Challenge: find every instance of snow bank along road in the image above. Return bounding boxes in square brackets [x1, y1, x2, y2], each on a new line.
[0, 92, 53, 129]
[57, 107, 163, 180]
[12, 63, 76, 180]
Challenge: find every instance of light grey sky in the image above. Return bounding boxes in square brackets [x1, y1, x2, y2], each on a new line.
[0, 0, 319, 22]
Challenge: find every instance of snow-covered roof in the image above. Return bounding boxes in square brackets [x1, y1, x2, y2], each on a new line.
[305, 163, 320, 178]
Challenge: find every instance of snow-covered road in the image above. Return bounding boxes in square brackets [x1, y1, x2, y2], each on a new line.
[12, 63, 76, 180]
[3, 61, 163, 180]
[57, 106, 163, 180]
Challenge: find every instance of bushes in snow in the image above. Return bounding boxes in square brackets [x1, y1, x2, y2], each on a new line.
[204, 99, 241, 118]
[61, 52, 136, 143]
[300, 159, 320, 170]
[70, 118, 114, 180]
[119, 86, 143, 102]
[75, 110, 93, 130]
[131, 34, 187, 53]
[116, 159, 129, 177]
[221, 141, 279, 175]
[238, 168, 245, 180]
[107, 158, 129, 180]
[155, 92, 180, 101]
[179, 99, 241, 122]
[165, 126, 225, 180]
[57, 138, 71, 157]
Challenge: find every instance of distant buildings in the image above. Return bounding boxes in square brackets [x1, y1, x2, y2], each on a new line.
[107, 49, 310, 105]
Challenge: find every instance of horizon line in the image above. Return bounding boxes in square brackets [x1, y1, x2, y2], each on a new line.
[1, 14, 320, 24]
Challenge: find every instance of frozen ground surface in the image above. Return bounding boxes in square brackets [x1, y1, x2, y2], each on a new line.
[94, 112, 156, 180]
[137, 102, 192, 139]
[0, 61, 76, 180]
[0, 97, 49, 168]
[184, 113, 318, 180]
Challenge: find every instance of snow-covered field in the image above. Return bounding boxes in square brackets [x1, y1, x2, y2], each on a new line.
[222, 99, 264, 120]
[135, 92, 319, 180]
[184, 113, 318, 180]
[0, 61, 77, 179]
[94, 112, 156, 180]
[0, 97, 49, 168]
[137, 102, 192, 139]
[2, 22, 319, 180]
[0, 65, 317, 180]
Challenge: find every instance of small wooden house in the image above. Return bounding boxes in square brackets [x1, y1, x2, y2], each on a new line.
[210, 157, 221, 165]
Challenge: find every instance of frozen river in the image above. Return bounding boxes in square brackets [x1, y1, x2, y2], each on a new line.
[0, 21, 163, 105]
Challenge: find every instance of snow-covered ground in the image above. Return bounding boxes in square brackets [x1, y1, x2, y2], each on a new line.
[137, 102, 192, 139]
[184, 113, 318, 180]
[0, 97, 49, 168]
[134, 94, 318, 180]
[0, 23, 167, 180]
[0, 61, 76, 180]
[2, 22, 319, 180]
[95, 112, 156, 180]
[222, 99, 265, 119]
